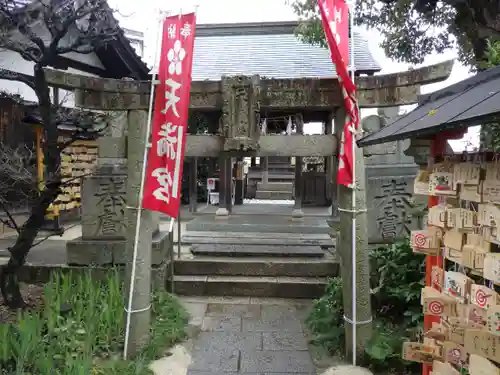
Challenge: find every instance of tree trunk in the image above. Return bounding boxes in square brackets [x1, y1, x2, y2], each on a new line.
[0, 63, 61, 307]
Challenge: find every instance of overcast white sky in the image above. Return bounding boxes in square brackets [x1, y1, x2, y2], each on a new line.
[109, 0, 478, 150]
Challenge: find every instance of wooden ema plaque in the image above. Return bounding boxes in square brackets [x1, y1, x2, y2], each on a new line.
[429, 172, 456, 196]
[487, 305, 500, 337]
[422, 287, 458, 317]
[484, 253, 500, 284]
[453, 162, 481, 188]
[443, 271, 471, 303]
[442, 341, 467, 365]
[431, 360, 460, 375]
[469, 354, 500, 375]
[471, 285, 497, 309]
[411, 228, 442, 255]
[460, 183, 483, 203]
[431, 266, 444, 290]
[482, 180, 500, 204]
[428, 205, 448, 228]
[443, 230, 465, 251]
[402, 342, 439, 364]
[465, 329, 500, 363]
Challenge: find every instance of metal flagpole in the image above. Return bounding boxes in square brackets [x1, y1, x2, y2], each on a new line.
[348, 0, 357, 366]
[123, 9, 166, 360]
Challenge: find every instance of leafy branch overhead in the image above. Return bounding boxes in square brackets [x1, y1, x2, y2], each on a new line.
[287, 0, 500, 67]
[0, 0, 119, 308]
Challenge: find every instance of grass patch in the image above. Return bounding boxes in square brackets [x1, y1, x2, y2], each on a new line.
[0, 270, 188, 375]
[306, 239, 425, 374]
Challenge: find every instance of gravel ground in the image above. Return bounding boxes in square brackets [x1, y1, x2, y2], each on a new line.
[0, 283, 45, 323]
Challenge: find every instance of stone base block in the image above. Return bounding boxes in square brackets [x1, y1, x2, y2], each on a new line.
[66, 230, 173, 266]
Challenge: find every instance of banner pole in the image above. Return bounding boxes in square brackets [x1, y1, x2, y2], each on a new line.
[348, 0, 357, 366]
[123, 11, 165, 360]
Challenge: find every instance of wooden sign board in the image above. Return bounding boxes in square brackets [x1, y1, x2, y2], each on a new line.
[428, 205, 448, 228]
[469, 354, 500, 375]
[402, 342, 438, 364]
[484, 162, 500, 181]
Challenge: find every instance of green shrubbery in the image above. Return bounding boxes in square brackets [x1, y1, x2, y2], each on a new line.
[307, 239, 425, 373]
[0, 271, 188, 375]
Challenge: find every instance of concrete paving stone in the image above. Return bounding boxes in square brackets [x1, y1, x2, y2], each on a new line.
[201, 315, 242, 332]
[240, 350, 316, 373]
[262, 304, 310, 322]
[242, 314, 304, 332]
[186, 372, 238, 375]
[179, 301, 207, 326]
[188, 348, 239, 372]
[193, 331, 262, 351]
[263, 331, 309, 351]
[206, 303, 261, 319]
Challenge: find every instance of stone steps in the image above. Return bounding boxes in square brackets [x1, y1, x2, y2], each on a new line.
[257, 182, 293, 192]
[181, 231, 334, 247]
[255, 190, 293, 200]
[190, 244, 325, 257]
[172, 275, 328, 298]
[174, 256, 338, 277]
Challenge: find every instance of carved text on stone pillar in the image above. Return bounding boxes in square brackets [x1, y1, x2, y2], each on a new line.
[221, 75, 261, 151]
[374, 179, 412, 241]
[95, 177, 126, 236]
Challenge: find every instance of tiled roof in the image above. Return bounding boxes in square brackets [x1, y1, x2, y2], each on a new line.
[358, 65, 500, 146]
[192, 21, 381, 81]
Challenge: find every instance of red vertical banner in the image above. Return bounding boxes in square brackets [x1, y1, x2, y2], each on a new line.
[318, 0, 358, 187]
[322, 0, 349, 66]
[143, 13, 196, 218]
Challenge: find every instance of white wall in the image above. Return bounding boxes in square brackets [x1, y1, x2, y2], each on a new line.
[0, 20, 105, 106]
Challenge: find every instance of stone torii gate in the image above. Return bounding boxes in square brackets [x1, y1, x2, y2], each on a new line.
[45, 59, 453, 219]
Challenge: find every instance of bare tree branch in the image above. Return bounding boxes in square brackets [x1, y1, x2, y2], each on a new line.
[0, 67, 35, 89]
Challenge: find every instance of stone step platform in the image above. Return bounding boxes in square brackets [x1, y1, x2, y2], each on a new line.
[172, 275, 327, 298]
[190, 244, 325, 257]
[247, 173, 295, 182]
[174, 256, 338, 277]
[181, 231, 334, 247]
[255, 190, 293, 200]
[185, 215, 330, 234]
[257, 181, 293, 192]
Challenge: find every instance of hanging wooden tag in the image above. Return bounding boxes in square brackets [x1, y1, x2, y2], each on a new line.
[414, 168, 431, 195]
[484, 253, 500, 284]
[411, 228, 442, 253]
[484, 162, 500, 181]
[458, 208, 477, 230]
[469, 354, 500, 375]
[454, 162, 481, 188]
[460, 183, 483, 203]
[402, 342, 438, 364]
[466, 233, 492, 252]
[487, 305, 500, 336]
[425, 323, 448, 341]
[470, 284, 497, 309]
[443, 230, 464, 251]
[466, 304, 487, 326]
[442, 341, 467, 365]
[442, 318, 466, 345]
[482, 180, 500, 204]
[465, 329, 500, 363]
[443, 271, 471, 303]
[461, 245, 476, 268]
[444, 247, 462, 265]
[428, 205, 448, 228]
[422, 287, 458, 317]
[429, 172, 456, 196]
[431, 266, 444, 289]
[446, 208, 459, 229]
[432, 360, 460, 375]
